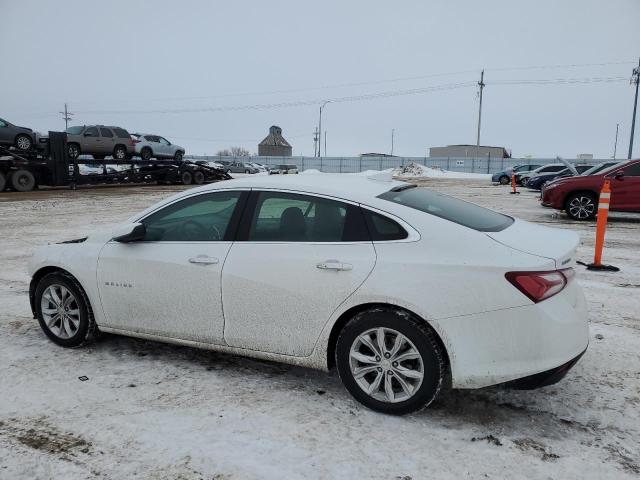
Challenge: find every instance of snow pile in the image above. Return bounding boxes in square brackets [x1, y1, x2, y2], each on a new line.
[393, 162, 491, 180]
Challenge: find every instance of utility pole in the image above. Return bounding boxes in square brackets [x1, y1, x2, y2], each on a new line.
[476, 70, 485, 157]
[391, 129, 395, 156]
[613, 123, 619, 160]
[318, 100, 331, 157]
[59, 103, 74, 130]
[629, 58, 640, 159]
[324, 131, 327, 157]
[313, 128, 319, 157]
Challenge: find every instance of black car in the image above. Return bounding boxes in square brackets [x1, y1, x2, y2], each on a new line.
[526, 164, 593, 190]
[0, 117, 36, 151]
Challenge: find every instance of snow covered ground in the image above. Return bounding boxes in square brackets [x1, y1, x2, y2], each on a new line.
[0, 180, 639, 479]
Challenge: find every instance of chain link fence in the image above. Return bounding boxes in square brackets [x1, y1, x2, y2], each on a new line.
[185, 155, 610, 174]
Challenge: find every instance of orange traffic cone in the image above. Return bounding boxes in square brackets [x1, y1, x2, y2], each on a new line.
[509, 173, 520, 194]
[586, 180, 619, 272]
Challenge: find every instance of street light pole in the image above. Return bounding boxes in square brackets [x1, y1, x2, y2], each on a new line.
[318, 100, 331, 157]
[628, 58, 640, 159]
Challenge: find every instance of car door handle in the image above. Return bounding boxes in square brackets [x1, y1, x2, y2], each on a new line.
[188, 255, 219, 265]
[316, 260, 353, 271]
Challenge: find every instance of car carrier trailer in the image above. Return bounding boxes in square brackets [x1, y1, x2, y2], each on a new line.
[0, 131, 230, 192]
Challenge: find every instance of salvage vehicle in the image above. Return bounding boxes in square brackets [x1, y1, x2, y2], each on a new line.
[268, 164, 299, 174]
[29, 174, 588, 414]
[520, 163, 567, 186]
[65, 125, 135, 160]
[217, 160, 260, 174]
[491, 163, 542, 185]
[0, 117, 37, 151]
[541, 159, 640, 220]
[131, 133, 185, 161]
[526, 164, 592, 190]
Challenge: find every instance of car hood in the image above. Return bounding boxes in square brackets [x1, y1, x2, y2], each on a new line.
[486, 218, 579, 269]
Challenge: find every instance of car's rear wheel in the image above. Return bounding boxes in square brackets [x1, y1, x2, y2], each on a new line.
[113, 145, 127, 160]
[193, 170, 205, 184]
[10, 169, 36, 192]
[15, 134, 33, 151]
[68, 143, 80, 159]
[335, 308, 444, 415]
[565, 192, 596, 220]
[181, 170, 193, 185]
[35, 272, 98, 348]
[499, 175, 510, 185]
[141, 147, 153, 161]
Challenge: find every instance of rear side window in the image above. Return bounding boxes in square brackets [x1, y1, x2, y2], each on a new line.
[362, 209, 407, 240]
[113, 128, 130, 138]
[100, 128, 113, 137]
[378, 186, 514, 232]
[246, 191, 368, 242]
[540, 165, 565, 173]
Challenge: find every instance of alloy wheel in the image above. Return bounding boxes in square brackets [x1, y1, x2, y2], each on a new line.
[568, 196, 595, 219]
[349, 327, 424, 403]
[40, 284, 81, 339]
[16, 135, 31, 150]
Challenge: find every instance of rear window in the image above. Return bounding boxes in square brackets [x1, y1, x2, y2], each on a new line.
[378, 186, 514, 232]
[112, 128, 130, 138]
[66, 126, 84, 135]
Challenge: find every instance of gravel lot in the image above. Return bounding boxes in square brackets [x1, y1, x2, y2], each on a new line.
[1, 178, 639, 479]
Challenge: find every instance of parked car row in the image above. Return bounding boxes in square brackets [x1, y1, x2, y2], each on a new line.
[492, 160, 640, 220]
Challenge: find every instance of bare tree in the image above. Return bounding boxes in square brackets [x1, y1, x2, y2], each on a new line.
[216, 146, 251, 157]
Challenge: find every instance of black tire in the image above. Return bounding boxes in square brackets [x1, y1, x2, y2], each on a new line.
[10, 169, 36, 192]
[181, 170, 193, 185]
[226, 169, 231, 175]
[0, 171, 6, 191]
[335, 307, 444, 415]
[113, 145, 127, 160]
[193, 170, 205, 185]
[34, 271, 99, 348]
[141, 147, 153, 161]
[498, 175, 510, 185]
[565, 192, 597, 220]
[245, 169, 250, 174]
[174, 151, 184, 162]
[15, 134, 33, 151]
[68, 143, 80, 159]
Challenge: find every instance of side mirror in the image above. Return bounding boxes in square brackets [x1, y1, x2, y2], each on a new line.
[615, 172, 624, 181]
[112, 223, 146, 243]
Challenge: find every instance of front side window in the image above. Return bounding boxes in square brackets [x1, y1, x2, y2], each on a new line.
[378, 185, 513, 232]
[247, 192, 367, 242]
[623, 163, 640, 176]
[100, 128, 113, 138]
[85, 127, 98, 137]
[159, 137, 170, 145]
[142, 191, 241, 241]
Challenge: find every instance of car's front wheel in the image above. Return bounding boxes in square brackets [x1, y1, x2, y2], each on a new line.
[174, 151, 183, 162]
[565, 192, 596, 220]
[335, 308, 444, 415]
[15, 134, 33, 151]
[35, 272, 98, 348]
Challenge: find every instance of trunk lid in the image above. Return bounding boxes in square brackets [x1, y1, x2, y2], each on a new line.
[486, 218, 579, 268]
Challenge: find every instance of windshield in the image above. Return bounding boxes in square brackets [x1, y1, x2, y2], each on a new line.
[378, 186, 514, 232]
[65, 126, 84, 135]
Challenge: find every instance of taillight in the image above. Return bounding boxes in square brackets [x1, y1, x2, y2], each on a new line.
[505, 268, 574, 303]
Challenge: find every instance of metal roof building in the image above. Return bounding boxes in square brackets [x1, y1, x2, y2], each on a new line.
[258, 126, 292, 157]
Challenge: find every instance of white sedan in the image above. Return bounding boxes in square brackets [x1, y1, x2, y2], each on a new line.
[28, 174, 588, 414]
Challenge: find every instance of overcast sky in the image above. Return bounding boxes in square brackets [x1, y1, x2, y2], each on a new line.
[1, 0, 639, 158]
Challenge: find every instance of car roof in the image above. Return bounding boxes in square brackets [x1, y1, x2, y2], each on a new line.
[132, 173, 405, 220]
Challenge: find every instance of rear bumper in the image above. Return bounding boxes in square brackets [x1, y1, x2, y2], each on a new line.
[433, 280, 589, 389]
[501, 348, 586, 389]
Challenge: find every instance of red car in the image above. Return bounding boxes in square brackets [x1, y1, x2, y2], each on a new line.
[541, 159, 640, 220]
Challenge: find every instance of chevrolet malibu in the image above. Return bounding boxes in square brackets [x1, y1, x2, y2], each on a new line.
[29, 174, 588, 414]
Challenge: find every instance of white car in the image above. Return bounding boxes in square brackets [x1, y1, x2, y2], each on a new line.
[131, 133, 185, 162]
[28, 174, 588, 414]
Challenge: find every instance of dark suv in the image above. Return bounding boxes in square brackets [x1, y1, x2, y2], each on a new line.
[65, 125, 135, 160]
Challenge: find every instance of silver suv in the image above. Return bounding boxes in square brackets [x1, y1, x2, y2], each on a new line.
[131, 133, 185, 161]
[65, 125, 135, 160]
